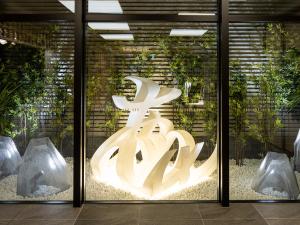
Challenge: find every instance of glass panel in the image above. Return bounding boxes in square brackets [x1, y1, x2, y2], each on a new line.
[85, 22, 218, 200]
[0, 22, 74, 200]
[229, 22, 300, 200]
[229, 0, 300, 16]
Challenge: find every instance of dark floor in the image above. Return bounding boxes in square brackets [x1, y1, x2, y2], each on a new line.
[0, 203, 299, 225]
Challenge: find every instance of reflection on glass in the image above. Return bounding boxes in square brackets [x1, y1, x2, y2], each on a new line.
[0, 22, 74, 200]
[229, 23, 300, 200]
[86, 22, 218, 200]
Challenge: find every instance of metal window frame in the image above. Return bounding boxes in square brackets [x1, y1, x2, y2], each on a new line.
[0, 0, 299, 208]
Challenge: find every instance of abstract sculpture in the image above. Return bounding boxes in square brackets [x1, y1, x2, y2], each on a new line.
[294, 129, 300, 172]
[0, 136, 21, 179]
[17, 137, 70, 197]
[252, 152, 299, 200]
[91, 76, 217, 199]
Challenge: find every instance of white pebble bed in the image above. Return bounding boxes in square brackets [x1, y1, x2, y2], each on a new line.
[1, 158, 299, 201]
[0, 157, 73, 201]
[85, 160, 218, 200]
[230, 159, 300, 200]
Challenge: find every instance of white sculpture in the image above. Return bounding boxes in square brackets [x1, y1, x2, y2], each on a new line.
[91, 76, 217, 199]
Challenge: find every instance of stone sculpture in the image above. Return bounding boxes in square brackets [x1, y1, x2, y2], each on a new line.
[91, 76, 217, 199]
[294, 129, 300, 172]
[252, 152, 299, 200]
[0, 136, 21, 179]
[17, 137, 70, 197]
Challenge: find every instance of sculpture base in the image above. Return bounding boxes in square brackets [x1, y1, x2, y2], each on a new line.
[2, 158, 297, 201]
[92, 159, 213, 200]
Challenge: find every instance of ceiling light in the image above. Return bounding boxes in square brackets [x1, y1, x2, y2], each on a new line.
[88, 0, 123, 13]
[58, 0, 123, 14]
[170, 29, 207, 37]
[59, 0, 74, 13]
[88, 22, 130, 30]
[100, 34, 134, 40]
[0, 39, 7, 45]
[178, 12, 216, 16]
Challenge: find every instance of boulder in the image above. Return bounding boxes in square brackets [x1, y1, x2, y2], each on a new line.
[0, 136, 21, 179]
[17, 137, 70, 197]
[294, 129, 300, 172]
[252, 152, 299, 200]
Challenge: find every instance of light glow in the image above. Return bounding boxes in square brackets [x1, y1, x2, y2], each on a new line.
[100, 34, 134, 40]
[88, 0, 123, 13]
[88, 22, 130, 30]
[93, 161, 212, 200]
[58, 0, 123, 13]
[170, 29, 208, 37]
[91, 76, 217, 199]
[58, 0, 74, 13]
[178, 12, 216, 16]
[0, 39, 7, 45]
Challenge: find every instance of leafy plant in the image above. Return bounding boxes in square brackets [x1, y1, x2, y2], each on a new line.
[158, 33, 217, 145]
[46, 62, 74, 151]
[279, 48, 300, 111]
[131, 49, 155, 78]
[248, 23, 300, 153]
[229, 60, 249, 166]
[0, 43, 47, 148]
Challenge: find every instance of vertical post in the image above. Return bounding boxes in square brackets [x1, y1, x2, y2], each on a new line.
[218, 0, 229, 206]
[74, 0, 86, 207]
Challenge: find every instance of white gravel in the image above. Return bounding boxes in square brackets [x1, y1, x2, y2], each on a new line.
[1, 158, 299, 201]
[0, 157, 73, 201]
[230, 159, 300, 200]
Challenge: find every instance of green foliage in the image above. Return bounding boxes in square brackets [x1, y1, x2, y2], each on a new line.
[229, 60, 249, 166]
[132, 49, 155, 78]
[91, 46, 155, 136]
[86, 44, 126, 136]
[248, 23, 300, 153]
[46, 62, 74, 151]
[279, 48, 300, 110]
[158, 33, 217, 144]
[0, 43, 46, 144]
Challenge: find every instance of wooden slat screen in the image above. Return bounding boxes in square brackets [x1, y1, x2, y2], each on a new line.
[229, 22, 300, 155]
[0, 21, 74, 155]
[85, 22, 218, 154]
[0, 0, 217, 15]
[229, 0, 300, 16]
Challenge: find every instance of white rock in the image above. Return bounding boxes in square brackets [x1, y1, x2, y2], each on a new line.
[0, 136, 21, 179]
[252, 152, 299, 200]
[17, 137, 70, 197]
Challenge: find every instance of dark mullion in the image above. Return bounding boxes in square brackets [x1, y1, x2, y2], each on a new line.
[73, 0, 85, 208]
[218, 0, 229, 207]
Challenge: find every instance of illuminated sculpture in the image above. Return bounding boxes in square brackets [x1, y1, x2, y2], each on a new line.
[0, 136, 21, 179]
[252, 152, 299, 200]
[17, 137, 70, 197]
[294, 129, 300, 171]
[91, 76, 217, 199]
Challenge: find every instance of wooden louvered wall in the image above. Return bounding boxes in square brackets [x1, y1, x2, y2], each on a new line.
[85, 22, 218, 155]
[1, 20, 299, 158]
[0, 21, 74, 156]
[0, 0, 217, 14]
[229, 22, 300, 156]
[229, 0, 300, 16]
